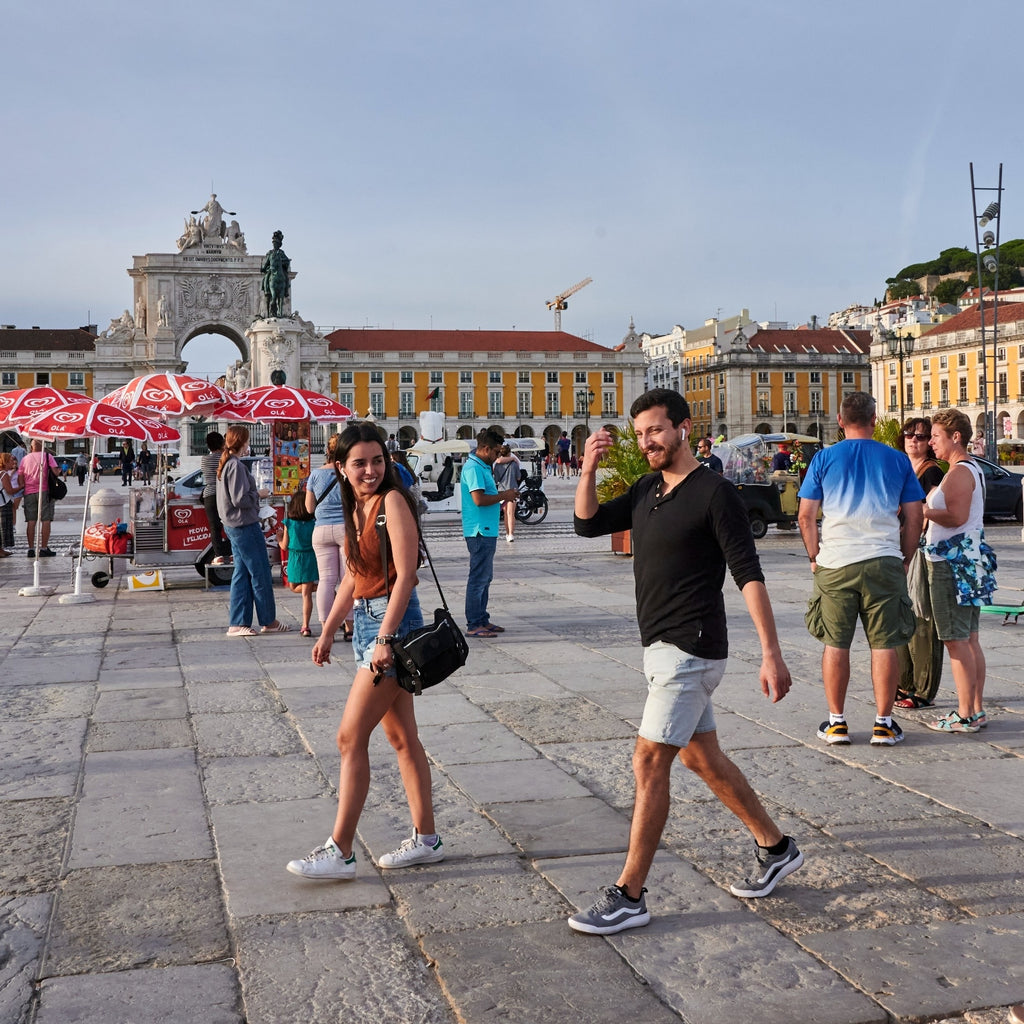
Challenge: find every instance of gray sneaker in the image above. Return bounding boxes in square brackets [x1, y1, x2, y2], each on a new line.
[286, 837, 356, 880]
[729, 836, 804, 897]
[568, 885, 650, 935]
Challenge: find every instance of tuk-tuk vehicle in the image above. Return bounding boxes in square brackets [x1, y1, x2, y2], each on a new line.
[713, 433, 819, 539]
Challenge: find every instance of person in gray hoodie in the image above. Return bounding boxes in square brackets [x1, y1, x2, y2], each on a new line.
[216, 424, 290, 636]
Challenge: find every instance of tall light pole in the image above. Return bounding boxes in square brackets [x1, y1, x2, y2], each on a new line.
[577, 387, 595, 434]
[970, 162, 1004, 459]
[887, 329, 915, 426]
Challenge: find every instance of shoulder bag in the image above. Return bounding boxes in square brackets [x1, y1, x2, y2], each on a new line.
[47, 459, 68, 501]
[376, 507, 469, 695]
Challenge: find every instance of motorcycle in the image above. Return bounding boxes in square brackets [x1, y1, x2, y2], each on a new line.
[514, 473, 548, 524]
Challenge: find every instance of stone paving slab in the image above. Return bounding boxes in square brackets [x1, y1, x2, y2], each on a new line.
[801, 914, 1024, 1020]
[537, 852, 883, 1024]
[70, 747, 212, 868]
[97, 666, 191, 690]
[35, 964, 243, 1024]
[1, 654, 101, 684]
[0, 798, 71, 895]
[93, 686, 187, 721]
[200, 753, 326, 805]
[0, 894, 52, 1024]
[192, 710, 307, 758]
[444, 756, 593, 804]
[483, 795, 631, 858]
[0, 718, 86, 799]
[186, 679, 284, 715]
[44, 860, 230, 974]
[210, 798, 392, 918]
[484, 694, 637, 744]
[421, 919, 683, 1024]
[0, 682, 95, 720]
[234, 911, 456, 1024]
[87, 718, 192, 751]
[417, 720, 541, 765]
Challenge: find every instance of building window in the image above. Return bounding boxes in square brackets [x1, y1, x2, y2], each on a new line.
[575, 371, 587, 384]
[889, 385, 897, 411]
[399, 391, 414, 416]
[757, 391, 770, 415]
[718, 392, 726, 414]
[959, 377, 968, 403]
[939, 355, 948, 369]
[906, 382, 914, 408]
[339, 391, 354, 411]
[369, 370, 383, 384]
[998, 372, 1008, 400]
[922, 381, 931, 406]
[940, 380, 948, 405]
[546, 392, 559, 415]
[1, 372, 14, 387]
[783, 371, 795, 384]
[757, 371, 769, 384]
[518, 370, 531, 384]
[958, 353, 967, 367]
[489, 371, 501, 384]
[338, 371, 353, 384]
[784, 390, 796, 413]
[517, 391, 532, 415]
[35, 372, 50, 386]
[370, 392, 384, 417]
[459, 392, 473, 417]
[998, 347, 1007, 362]
[546, 371, 558, 384]
[459, 370, 472, 384]
[602, 392, 615, 415]
[978, 373, 986, 400]
[68, 371, 85, 387]
[842, 371, 854, 384]
[400, 370, 413, 384]
[922, 358, 930, 371]
[603, 371, 615, 384]
[810, 390, 822, 412]
[810, 371, 821, 384]
[429, 390, 443, 413]
[430, 371, 443, 384]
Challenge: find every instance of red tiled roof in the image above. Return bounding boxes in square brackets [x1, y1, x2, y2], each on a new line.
[748, 328, 870, 355]
[326, 328, 608, 353]
[0, 328, 96, 351]
[924, 301, 1024, 337]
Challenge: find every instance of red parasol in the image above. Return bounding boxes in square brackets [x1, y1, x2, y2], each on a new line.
[212, 385, 352, 423]
[0, 386, 89, 428]
[21, 401, 181, 444]
[105, 373, 233, 418]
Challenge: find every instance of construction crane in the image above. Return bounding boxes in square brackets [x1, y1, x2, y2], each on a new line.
[546, 277, 592, 331]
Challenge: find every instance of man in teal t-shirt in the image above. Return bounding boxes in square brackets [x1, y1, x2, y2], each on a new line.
[461, 429, 519, 637]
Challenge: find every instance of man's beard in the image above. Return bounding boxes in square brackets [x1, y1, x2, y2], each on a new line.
[643, 434, 682, 471]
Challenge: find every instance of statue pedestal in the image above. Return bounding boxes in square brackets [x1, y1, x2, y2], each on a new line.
[246, 317, 303, 387]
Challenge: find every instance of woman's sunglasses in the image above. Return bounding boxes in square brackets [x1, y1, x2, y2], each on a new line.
[903, 432, 931, 441]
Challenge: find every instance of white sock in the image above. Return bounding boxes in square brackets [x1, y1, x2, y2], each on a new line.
[829, 713, 846, 726]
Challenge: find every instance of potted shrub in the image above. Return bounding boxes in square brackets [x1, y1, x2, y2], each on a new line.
[595, 424, 651, 556]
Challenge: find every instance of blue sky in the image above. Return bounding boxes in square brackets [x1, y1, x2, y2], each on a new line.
[2, 0, 1020, 378]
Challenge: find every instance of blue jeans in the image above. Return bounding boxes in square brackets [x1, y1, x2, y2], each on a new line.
[464, 533, 497, 630]
[224, 521, 277, 628]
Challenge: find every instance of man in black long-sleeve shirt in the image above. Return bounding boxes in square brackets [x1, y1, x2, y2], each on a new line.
[568, 389, 803, 935]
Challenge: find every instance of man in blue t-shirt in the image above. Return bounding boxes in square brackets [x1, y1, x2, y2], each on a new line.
[798, 392, 925, 748]
[461, 429, 519, 638]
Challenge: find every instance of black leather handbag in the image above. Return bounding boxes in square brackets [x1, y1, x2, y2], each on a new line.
[376, 511, 469, 695]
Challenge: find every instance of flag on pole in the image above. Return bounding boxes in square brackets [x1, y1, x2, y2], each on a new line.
[426, 387, 439, 400]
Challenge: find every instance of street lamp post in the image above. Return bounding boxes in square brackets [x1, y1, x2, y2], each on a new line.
[887, 329, 915, 426]
[577, 387, 595, 434]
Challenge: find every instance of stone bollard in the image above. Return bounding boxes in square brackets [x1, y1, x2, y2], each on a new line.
[89, 487, 126, 527]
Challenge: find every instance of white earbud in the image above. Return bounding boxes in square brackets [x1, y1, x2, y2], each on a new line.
[681, 430, 688, 442]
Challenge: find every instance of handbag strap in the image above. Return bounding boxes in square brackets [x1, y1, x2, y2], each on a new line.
[375, 504, 450, 612]
[314, 472, 339, 507]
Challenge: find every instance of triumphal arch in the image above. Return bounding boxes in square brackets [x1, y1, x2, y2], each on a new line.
[90, 195, 328, 396]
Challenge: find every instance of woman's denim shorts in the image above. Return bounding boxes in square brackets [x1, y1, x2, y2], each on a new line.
[351, 590, 424, 676]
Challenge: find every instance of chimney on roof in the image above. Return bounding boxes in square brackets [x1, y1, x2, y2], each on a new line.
[810, 315, 818, 330]
[1, 324, 15, 330]
[31, 326, 40, 330]
[80, 324, 98, 334]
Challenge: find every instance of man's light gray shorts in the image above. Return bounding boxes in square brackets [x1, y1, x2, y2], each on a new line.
[639, 641, 727, 748]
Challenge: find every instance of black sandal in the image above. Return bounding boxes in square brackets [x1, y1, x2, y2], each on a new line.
[893, 693, 934, 709]
[342, 624, 353, 642]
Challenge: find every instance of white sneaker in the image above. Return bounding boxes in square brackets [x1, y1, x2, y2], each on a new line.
[378, 831, 445, 869]
[506, 533, 514, 543]
[286, 837, 356, 879]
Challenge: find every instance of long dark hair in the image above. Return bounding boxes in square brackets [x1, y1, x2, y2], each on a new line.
[217, 425, 249, 479]
[334, 422, 419, 575]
